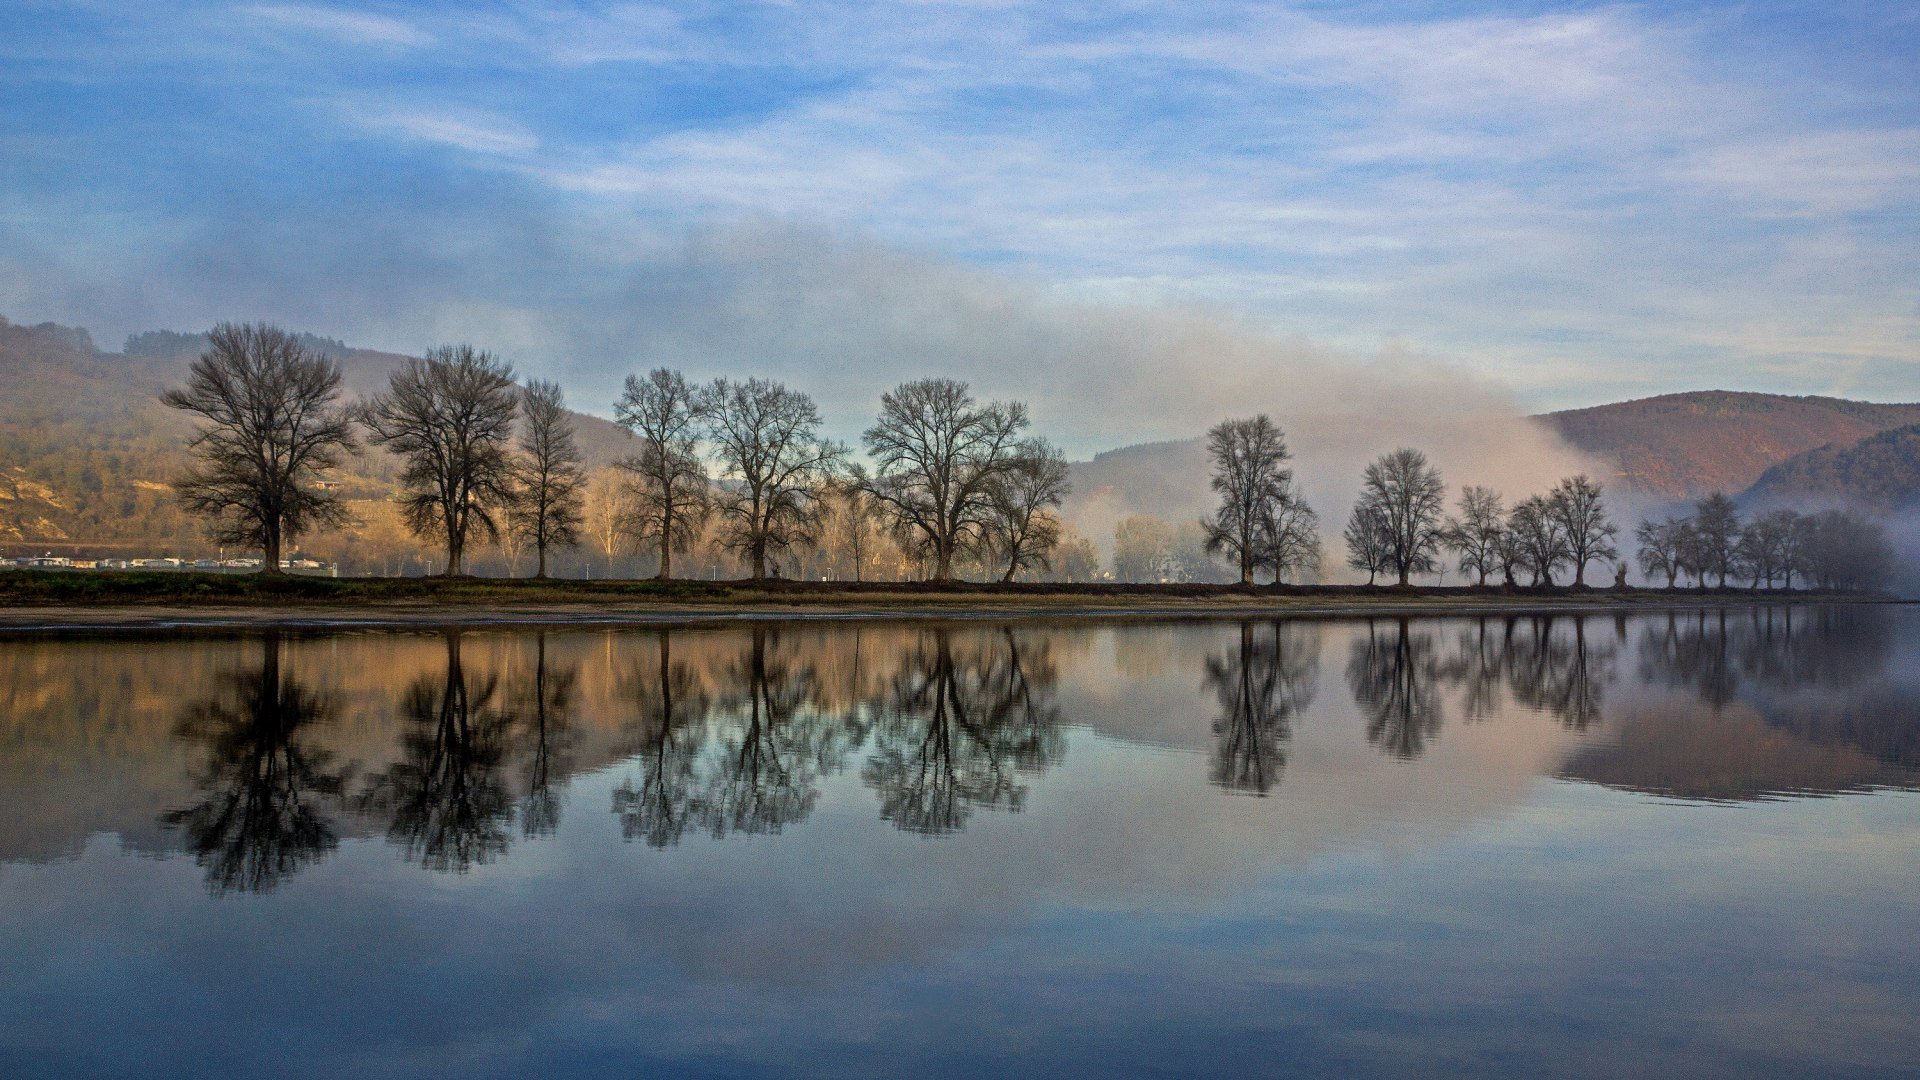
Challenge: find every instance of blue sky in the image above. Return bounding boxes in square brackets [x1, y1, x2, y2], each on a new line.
[2, 1, 1917, 442]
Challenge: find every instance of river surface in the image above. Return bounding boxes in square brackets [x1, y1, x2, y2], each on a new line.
[4, 606, 1919, 1078]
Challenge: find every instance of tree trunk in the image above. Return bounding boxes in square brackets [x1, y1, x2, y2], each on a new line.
[656, 526, 672, 581]
[934, 538, 953, 582]
[1398, 565, 1410, 587]
[536, 544, 548, 579]
[445, 535, 463, 578]
[1574, 560, 1585, 587]
[262, 524, 284, 575]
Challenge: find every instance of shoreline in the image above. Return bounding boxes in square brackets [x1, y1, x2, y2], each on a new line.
[0, 587, 1900, 634]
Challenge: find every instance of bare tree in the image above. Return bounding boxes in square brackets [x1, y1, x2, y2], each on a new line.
[1691, 493, 1742, 588]
[1356, 448, 1446, 586]
[360, 345, 519, 577]
[826, 467, 889, 582]
[1343, 503, 1390, 585]
[702, 377, 845, 580]
[581, 467, 633, 578]
[614, 369, 709, 580]
[1199, 415, 1293, 585]
[510, 379, 584, 578]
[1259, 496, 1322, 584]
[1443, 485, 1506, 586]
[1635, 516, 1688, 589]
[985, 438, 1070, 582]
[1803, 509, 1894, 591]
[1546, 475, 1618, 587]
[863, 378, 1028, 581]
[161, 323, 357, 573]
[1509, 494, 1570, 586]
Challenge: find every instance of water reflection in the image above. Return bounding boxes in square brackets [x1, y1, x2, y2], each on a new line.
[163, 633, 344, 895]
[11, 609, 1920, 1078]
[0, 606, 1899, 891]
[1348, 618, 1445, 759]
[358, 633, 517, 873]
[1205, 622, 1318, 794]
[863, 628, 1065, 834]
[515, 633, 576, 838]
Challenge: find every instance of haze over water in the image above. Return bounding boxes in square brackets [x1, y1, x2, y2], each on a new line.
[4, 607, 1919, 1078]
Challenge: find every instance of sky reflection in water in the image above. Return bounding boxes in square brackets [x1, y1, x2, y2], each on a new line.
[3, 606, 1919, 1078]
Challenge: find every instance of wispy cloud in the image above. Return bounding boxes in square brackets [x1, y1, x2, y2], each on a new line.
[242, 3, 433, 48]
[350, 106, 540, 156]
[2, 1, 1917, 413]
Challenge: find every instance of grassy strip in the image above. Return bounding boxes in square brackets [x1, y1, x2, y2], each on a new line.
[0, 569, 1877, 607]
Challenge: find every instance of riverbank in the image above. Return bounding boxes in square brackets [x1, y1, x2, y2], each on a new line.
[0, 570, 1894, 632]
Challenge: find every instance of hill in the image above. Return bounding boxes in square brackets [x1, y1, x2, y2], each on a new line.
[1541, 391, 1920, 502]
[1743, 424, 1920, 512]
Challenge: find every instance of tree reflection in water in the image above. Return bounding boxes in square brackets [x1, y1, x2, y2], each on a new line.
[612, 631, 713, 848]
[1348, 618, 1444, 759]
[163, 632, 344, 895]
[1634, 605, 1920, 768]
[862, 628, 1066, 835]
[359, 632, 516, 873]
[1205, 622, 1319, 794]
[514, 633, 577, 839]
[693, 627, 865, 839]
[1502, 616, 1612, 730]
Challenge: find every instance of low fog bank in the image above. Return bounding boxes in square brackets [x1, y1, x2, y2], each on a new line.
[555, 226, 1616, 580]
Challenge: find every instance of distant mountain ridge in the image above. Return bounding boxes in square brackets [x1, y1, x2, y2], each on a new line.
[1744, 424, 1920, 512]
[1540, 391, 1920, 502]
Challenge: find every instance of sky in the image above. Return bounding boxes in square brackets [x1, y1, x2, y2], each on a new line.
[2, 1, 1917, 449]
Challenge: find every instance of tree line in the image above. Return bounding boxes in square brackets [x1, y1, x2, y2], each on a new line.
[1633, 495, 1892, 591]
[159, 324, 1896, 591]
[1339, 453, 1621, 589]
[161, 324, 1071, 580]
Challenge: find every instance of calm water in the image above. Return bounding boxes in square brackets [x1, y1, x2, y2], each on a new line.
[4, 607, 1920, 1078]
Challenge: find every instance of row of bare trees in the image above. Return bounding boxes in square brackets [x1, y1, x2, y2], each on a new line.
[161, 325, 1894, 590]
[1340, 449, 1619, 587]
[162, 326, 1074, 580]
[1634, 495, 1893, 591]
[612, 371, 1071, 582]
[166, 326, 590, 577]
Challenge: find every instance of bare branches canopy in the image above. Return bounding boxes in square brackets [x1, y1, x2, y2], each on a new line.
[702, 377, 845, 580]
[360, 345, 519, 577]
[161, 322, 358, 572]
[614, 369, 709, 580]
[1443, 486, 1506, 587]
[863, 378, 1029, 581]
[1201, 415, 1317, 585]
[1352, 448, 1446, 586]
[985, 438, 1071, 582]
[512, 379, 585, 578]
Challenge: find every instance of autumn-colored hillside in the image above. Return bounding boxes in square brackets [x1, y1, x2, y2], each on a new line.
[1542, 391, 1920, 502]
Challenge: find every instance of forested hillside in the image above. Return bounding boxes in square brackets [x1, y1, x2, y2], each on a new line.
[1543, 391, 1920, 501]
[1744, 425, 1920, 511]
